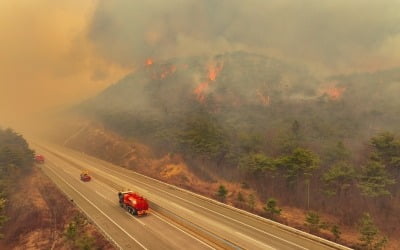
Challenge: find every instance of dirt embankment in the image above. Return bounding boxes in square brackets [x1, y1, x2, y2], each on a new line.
[0, 167, 116, 250]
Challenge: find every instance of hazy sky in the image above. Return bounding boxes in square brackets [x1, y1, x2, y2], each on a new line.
[1, 0, 400, 127]
[0, 1, 128, 127]
[89, 0, 400, 70]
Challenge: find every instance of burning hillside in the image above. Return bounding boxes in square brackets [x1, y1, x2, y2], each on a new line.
[79, 51, 400, 140]
[82, 52, 320, 114]
[71, 52, 400, 249]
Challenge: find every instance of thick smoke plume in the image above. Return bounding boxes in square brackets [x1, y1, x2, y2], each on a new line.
[1, 0, 400, 130]
[89, 0, 400, 72]
[0, 1, 128, 128]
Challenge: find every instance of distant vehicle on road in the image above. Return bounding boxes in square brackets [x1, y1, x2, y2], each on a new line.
[118, 191, 149, 216]
[35, 154, 45, 164]
[80, 170, 91, 182]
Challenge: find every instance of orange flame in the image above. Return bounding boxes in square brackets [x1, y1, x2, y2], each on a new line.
[324, 86, 345, 100]
[193, 61, 223, 102]
[146, 58, 153, 66]
[207, 62, 223, 81]
[194, 82, 209, 102]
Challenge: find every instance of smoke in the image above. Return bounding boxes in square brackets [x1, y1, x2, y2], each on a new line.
[2, 0, 400, 131]
[0, 0, 128, 129]
[89, 0, 400, 73]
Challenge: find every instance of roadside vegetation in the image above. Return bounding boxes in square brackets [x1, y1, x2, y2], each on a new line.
[0, 128, 115, 249]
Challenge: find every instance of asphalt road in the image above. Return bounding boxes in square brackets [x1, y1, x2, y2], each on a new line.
[34, 142, 352, 250]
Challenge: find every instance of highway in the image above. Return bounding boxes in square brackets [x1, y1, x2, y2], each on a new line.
[33, 142, 352, 250]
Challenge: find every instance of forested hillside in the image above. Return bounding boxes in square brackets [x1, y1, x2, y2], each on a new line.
[78, 51, 400, 248]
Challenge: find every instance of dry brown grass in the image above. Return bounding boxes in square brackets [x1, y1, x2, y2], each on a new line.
[0, 167, 116, 250]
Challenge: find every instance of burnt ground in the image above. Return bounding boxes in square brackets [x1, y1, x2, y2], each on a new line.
[0, 167, 116, 250]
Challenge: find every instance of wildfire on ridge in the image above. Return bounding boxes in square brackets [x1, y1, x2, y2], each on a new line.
[194, 61, 224, 102]
[208, 62, 224, 81]
[194, 82, 209, 102]
[324, 86, 346, 100]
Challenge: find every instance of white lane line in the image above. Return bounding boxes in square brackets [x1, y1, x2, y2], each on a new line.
[44, 146, 307, 250]
[235, 231, 276, 250]
[44, 164, 148, 250]
[95, 191, 115, 203]
[124, 212, 146, 226]
[133, 217, 146, 226]
[99, 167, 308, 250]
[47, 154, 212, 249]
[95, 191, 107, 199]
[171, 202, 195, 215]
[41, 166, 123, 250]
[96, 180, 118, 193]
[95, 187, 146, 227]
[96, 188, 146, 227]
[62, 168, 76, 175]
[151, 212, 215, 250]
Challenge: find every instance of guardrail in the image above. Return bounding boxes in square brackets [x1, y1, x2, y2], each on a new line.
[150, 202, 240, 250]
[36, 142, 353, 250]
[36, 143, 237, 249]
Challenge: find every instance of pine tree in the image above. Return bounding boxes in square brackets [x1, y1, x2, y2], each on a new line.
[370, 132, 400, 168]
[237, 192, 245, 202]
[358, 161, 395, 197]
[277, 147, 319, 186]
[263, 198, 282, 219]
[216, 185, 228, 202]
[322, 162, 355, 196]
[305, 211, 321, 233]
[331, 224, 341, 242]
[358, 213, 387, 250]
[65, 221, 77, 241]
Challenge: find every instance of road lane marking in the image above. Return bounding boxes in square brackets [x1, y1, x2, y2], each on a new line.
[94, 166, 309, 250]
[62, 168, 76, 175]
[124, 212, 146, 226]
[151, 212, 215, 250]
[44, 164, 148, 250]
[95, 191, 115, 203]
[95, 191, 107, 199]
[64, 173, 147, 227]
[40, 166, 123, 250]
[96, 189, 146, 227]
[96, 180, 118, 193]
[171, 202, 195, 215]
[235, 231, 276, 250]
[41, 145, 309, 250]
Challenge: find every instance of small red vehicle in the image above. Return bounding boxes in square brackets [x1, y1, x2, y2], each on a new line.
[35, 155, 45, 164]
[118, 191, 149, 216]
[80, 170, 91, 182]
